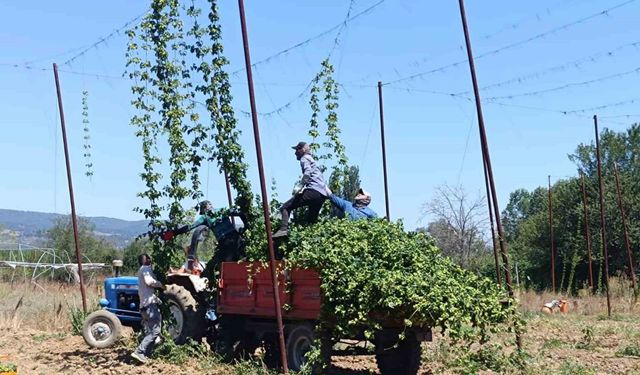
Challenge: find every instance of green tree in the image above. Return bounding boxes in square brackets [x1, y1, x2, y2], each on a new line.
[503, 123, 640, 293]
[46, 216, 119, 266]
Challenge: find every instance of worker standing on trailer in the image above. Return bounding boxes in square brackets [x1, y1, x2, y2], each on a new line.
[273, 142, 328, 238]
[131, 253, 165, 364]
[326, 187, 378, 220]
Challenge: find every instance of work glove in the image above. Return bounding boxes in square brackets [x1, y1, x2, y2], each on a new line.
[161, 230, 175, 241]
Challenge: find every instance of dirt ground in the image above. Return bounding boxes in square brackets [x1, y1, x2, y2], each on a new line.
[3, 313, 640, 374]
[2, 282, 640, 374]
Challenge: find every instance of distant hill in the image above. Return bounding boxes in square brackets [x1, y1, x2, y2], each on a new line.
[0, 209, 149, 248]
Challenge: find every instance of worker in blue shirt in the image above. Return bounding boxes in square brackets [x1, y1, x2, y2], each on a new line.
[162, 200, 246, 272]
[326, 187, 378, 220]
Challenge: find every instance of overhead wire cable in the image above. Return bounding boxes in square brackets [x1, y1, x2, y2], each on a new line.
[376, 0, 594, 82]
[384, 0, 637, 86]
[63, 11, 148, 66]
[458, 39, 640, 94]
[235, 0, 366, 119]
[230, 0, 385, 76]
[484, 67, 640, 101]
[384, 85, 640, 118]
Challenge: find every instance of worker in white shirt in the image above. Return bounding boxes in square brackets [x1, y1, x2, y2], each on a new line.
[131, 253, 165, 364]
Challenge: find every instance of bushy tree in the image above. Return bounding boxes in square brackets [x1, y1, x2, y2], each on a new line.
[504, 124, 640, 293]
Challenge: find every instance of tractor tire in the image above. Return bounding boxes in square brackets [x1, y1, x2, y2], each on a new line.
[82, 310, 122, 349]
[263, 325, 331, 373]
[374, 330, 421, 375]
[163, 284, 205, 344]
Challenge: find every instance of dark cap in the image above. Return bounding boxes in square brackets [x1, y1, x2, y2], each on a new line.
[292, 141, 307, 150]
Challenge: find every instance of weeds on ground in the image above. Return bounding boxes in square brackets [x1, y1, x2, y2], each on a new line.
[557, 359, 596, 375]
[232, 359, 278, 375]
[32, 332, 66, 342]
[152, 332, 220, 370]
[541, 338, 566, 350]
[616, 343, 640, 358]
[68, 307, 89, 335]
[0, 361, 17, 372]
[425, 338, 530, 375]
[574, 326, 595, 350]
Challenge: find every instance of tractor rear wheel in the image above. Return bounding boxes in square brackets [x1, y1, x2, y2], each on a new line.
[163, 284, 204, 344]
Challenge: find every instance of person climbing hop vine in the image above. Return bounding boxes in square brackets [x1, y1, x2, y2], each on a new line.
[273, 142, 328, 238]
[162, 200, 247, 272]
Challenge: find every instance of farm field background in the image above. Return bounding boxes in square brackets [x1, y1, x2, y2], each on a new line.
[2, 281, 639, 374]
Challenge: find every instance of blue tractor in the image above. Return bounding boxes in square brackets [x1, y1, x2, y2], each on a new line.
[82, 213, 245, 349]
[82, 259, 210, 349]
[82, 261, 142, 348]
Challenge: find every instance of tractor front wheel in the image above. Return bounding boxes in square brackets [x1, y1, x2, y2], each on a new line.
[82, 310, 122, 349]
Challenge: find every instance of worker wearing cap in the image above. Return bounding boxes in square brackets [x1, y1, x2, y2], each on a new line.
[326, 187, 378, 220]
[273, 142, 328, 238]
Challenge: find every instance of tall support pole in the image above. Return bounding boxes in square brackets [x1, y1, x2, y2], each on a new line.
[457, 0, 521, 349]
[548, 176, 556, 293]
[236, 1, 288, 372]
[580, 170, 595, 291]
[377, 81, 391, 220]
[53, 63, 87, 313]
[613, 163, 636, 290]
[594, 115, 612, 317]
[483, 158, 501, 285]
[223, 169, 235, 225]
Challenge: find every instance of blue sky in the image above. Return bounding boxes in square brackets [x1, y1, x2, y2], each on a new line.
[1, 0, 639, 230]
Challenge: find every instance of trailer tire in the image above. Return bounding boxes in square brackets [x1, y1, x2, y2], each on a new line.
[163, 284, 204, 344]
[375, 330, 421, 375]
[82, 310, 122, 349]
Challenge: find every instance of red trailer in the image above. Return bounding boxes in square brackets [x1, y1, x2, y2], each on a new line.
[215, 261, 432, 374]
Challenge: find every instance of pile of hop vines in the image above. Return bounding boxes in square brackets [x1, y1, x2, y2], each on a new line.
[281, 219, 513, 341]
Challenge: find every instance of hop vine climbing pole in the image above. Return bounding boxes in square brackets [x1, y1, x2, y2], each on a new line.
[307, 59, 349, 193]
[81, 90, 93, 178]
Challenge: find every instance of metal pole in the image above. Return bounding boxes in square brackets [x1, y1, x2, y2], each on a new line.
[377, 81, 391, 220]
[594, 115, 612, 317]
[613, 163, 636, 290]
[53, 63, 87, 313]
[580, 170, 595, 291]
[457, 0, 521, 349]
[483, 157, 501, 285]
[223, 169, 235, 225]
[236, 1, 288, 372]
[548, 175, 556, 293]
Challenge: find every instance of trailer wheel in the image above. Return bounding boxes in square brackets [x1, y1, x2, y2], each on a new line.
[375, 330, 421, 375]
[163, 284, 204, 344]
[82, 310, 122, 349]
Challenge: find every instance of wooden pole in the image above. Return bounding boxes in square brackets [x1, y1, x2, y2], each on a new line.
[377, 81, 391, 220]
[613, 163, 637, 290]
[580, 170, 595, 291]
[594, 115, 612, 317]
[53, 63, 87, 313]
[457, 0, 521, 349]
[548, 175, 556, 293]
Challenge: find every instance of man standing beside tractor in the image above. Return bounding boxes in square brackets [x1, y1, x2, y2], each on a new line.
[131, 253, 165, 364]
